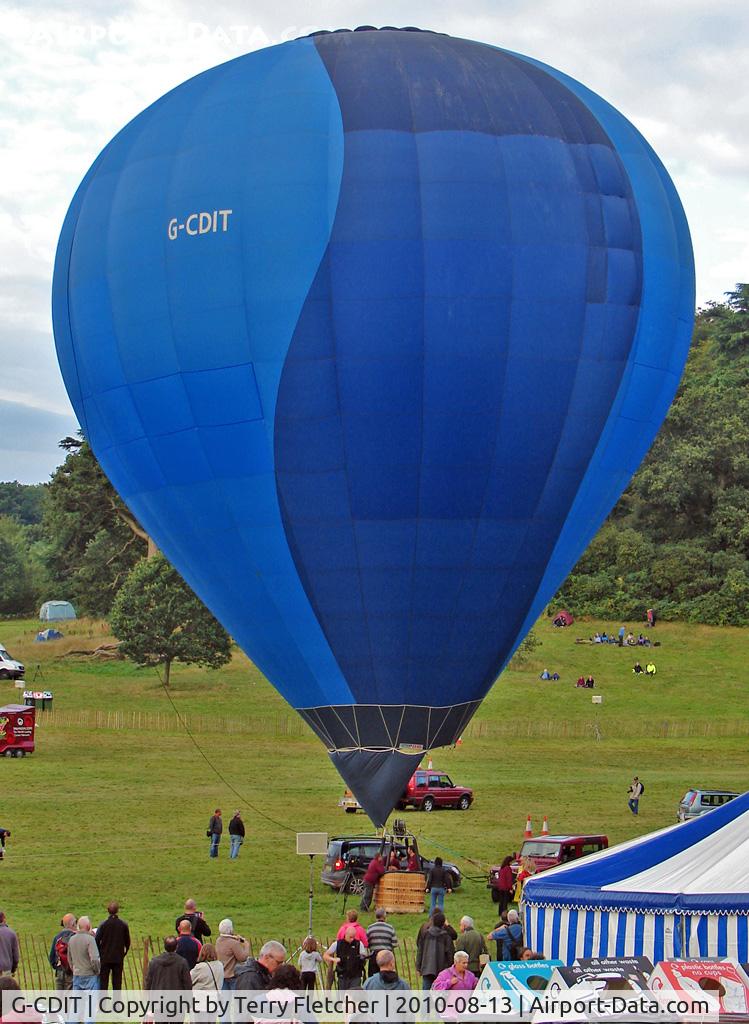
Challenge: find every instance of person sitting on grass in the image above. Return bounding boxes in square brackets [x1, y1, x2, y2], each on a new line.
[646, 662, 657, 676]
[585, 675, 595, 688]
[633, 662, 644, 674]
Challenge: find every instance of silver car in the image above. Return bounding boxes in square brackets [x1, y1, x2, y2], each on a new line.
[677, 789, 739, 822]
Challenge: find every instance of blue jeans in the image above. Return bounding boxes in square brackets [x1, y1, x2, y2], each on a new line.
[429, 887, 445, 914]
[628, 798, 639, 815]
[71, 975, 99, 1024]
[230, 835, 243, 859]
[210, 833, 221, 857]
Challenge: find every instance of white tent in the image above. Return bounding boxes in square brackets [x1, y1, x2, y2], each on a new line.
[39, 600, 77, 621]
[522, 792, 749, 965]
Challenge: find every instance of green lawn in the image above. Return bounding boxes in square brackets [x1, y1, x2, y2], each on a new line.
[1, 615, 747, 982]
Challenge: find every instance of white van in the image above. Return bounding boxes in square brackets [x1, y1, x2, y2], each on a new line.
[0, 644, 25, 680]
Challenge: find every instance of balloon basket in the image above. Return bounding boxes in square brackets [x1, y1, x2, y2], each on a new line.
[375, 870, 427, 914]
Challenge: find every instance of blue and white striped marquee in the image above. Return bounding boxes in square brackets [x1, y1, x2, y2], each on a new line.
[523, 792, 749, 965]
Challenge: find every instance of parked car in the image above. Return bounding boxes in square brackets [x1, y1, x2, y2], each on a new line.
[488, 834, 608, 898]
[338, 789, 362, 814]
[0, 645, 25, 681]
[677, 790, 739, 822]
[396, 769, 473, 812]
[321, 832, 462, 894]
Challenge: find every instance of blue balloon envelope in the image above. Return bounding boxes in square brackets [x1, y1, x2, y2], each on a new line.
[53, 28, 694, 825]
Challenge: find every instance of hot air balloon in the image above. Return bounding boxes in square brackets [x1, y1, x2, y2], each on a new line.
[52, 27, 694, 826]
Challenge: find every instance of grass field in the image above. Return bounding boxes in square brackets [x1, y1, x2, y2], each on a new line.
[1, 614, 747, 979]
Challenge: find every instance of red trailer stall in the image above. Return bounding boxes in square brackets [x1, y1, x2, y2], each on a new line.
[0, 704, 36, 756]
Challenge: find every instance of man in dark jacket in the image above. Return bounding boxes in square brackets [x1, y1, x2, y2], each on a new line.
[144, 936, 192, 990]
[175, 920, 201, 970]
[228, 812, 245, 860]
[323, 927, 366, 991]
[234, 941, 286, 991]
[96, 903, 131, 992]
[208, 809, 222, 858]
[175, 900, 212, 942]
[415, 911, 453, 990]
[49, 914, 77, 990]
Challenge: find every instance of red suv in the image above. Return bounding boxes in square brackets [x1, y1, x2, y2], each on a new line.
[396, 769, 473, 812]
[488, 834, 608, 898]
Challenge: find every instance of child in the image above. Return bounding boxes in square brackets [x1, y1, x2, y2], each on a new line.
[299, 936, 322, 990]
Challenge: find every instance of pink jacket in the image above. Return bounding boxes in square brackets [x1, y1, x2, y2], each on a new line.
[432, 966, 477, 991]
[336, 923, 369, 947]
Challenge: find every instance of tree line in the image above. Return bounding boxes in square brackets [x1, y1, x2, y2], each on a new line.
[1, 284, 747, 628]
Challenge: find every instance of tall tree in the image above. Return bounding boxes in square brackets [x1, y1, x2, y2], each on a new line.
[555, 284, 749, 625]
[109, 555, 232, 686]
[41, 437, 149, 616]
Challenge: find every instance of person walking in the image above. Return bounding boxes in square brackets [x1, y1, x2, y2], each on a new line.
[424, 857, 452, 915]
[49, 914, 77, 990]
[628, 776, 644, 815]
[365, 909, 398, 977]
[0, 911, 19, 978]
[455, 917, 486, 977]
[416, 911, 453, 991]
[96, 902, 131, 992]
[215, 918, 249, 991]
[359, 853, 386, 913]
[618, 625, 626, 647]
[228, 812, 245, 860]
[67, 917, 100, 993]
[207, 809, 223, 858]
[363, 950, 408, 991]
[176, 899, 212, 942]
[144, 936, 193, 990]
[176, 919, 202, 969]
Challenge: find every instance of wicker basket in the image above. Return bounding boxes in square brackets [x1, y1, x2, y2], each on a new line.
[374, 870, 427, 914]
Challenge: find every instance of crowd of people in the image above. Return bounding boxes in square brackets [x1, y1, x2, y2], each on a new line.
[0, 894, 543, 997]
[591, 628, 653, 647]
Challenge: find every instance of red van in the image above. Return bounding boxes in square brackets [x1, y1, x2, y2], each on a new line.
[0, 704, 36, 757]
[396, 769, 473, 812]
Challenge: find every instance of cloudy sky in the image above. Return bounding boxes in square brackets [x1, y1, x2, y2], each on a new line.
[1, 0, 747, 483]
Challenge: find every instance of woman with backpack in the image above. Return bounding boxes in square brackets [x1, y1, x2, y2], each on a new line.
[488, 910, 523, 961]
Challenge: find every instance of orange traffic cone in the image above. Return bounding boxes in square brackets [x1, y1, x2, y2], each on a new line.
[456, 736, 463, 746]
[541, 815, 550, 836]
[524, 814, 533, 839]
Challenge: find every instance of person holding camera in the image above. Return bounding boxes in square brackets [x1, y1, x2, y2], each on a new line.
[176, 899, 212, 942]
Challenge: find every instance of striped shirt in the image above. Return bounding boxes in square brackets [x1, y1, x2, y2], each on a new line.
[366, 921, 398, 952]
